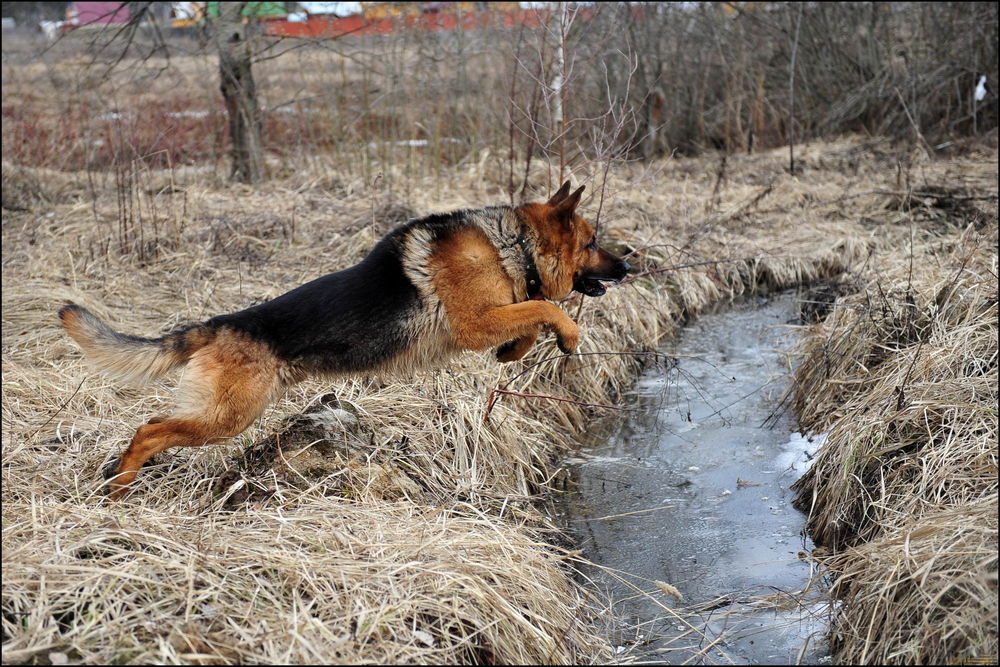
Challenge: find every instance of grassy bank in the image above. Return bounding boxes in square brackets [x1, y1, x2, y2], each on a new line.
[790, 147, 997, 663]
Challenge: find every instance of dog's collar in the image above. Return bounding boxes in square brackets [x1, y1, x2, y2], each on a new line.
[518, 232, 544, 301]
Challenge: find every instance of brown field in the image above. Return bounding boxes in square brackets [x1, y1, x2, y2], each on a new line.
[2, 19, 998, 666]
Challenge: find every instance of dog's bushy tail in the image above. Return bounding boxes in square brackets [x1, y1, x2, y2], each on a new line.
[58, 303, 213, 385]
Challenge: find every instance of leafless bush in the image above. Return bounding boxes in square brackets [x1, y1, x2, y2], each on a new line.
[2, 2, 996, 180]
[592, 2, 998, 157]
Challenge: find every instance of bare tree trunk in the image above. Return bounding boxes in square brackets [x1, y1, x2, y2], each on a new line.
[551, 2, 566, 183]
[787, 3, 804, 174]
[215, 3, 264, 183]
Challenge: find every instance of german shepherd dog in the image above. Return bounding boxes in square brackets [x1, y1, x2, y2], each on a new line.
[59, 182, 629, 499]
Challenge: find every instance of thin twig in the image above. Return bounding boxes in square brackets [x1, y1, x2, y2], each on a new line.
[26, 378, 85, 443]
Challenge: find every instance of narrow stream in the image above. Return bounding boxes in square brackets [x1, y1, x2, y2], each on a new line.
[564, 291, 829, 665]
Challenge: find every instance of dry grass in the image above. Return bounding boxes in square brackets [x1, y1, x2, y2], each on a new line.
[789, 141, 998, 663]
[2, 496, 599, 665]
[3, 132, 994, 664]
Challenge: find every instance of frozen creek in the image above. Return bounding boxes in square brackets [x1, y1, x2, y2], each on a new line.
[562, 291, 830, 665]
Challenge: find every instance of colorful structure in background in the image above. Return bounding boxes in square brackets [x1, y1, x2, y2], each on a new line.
[61, 2, 545, 36]
[169, 1, 204, 26]
[204, 1, 288, 19]
[266, 2, 537, 38]
[360, 2, 480, 19]
[65, 1, 130, 26]
[170, 1, 289, 26]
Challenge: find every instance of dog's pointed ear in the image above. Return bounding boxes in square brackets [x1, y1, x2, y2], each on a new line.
[546, 181, 573, 207]
[552, 185, 585, 222]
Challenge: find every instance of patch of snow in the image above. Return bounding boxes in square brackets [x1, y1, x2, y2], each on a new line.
[366, 138, 464, 149]
[167, 110, 212, 119]
[775, 431, 826, 477]
[100, 111, 133, 121]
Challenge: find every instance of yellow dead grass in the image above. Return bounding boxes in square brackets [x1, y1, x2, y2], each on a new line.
[2, 134, 994, 664]
[791, 209, 998, 663]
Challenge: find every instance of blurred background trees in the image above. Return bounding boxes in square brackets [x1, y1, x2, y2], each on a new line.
[2, 1, 996, 188]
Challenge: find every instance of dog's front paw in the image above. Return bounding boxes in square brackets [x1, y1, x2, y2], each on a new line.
[100, 458, 125, 498]
[556, 323, 580, 355]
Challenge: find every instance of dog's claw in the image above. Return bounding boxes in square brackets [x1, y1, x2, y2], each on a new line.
[101, 457, 122, 481]
[556, 327, 579, 355]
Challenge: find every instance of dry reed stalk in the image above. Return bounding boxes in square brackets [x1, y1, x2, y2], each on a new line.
[821, 499, 997, 665]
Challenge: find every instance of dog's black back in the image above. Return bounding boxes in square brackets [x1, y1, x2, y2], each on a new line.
[205, 213, 466, 375]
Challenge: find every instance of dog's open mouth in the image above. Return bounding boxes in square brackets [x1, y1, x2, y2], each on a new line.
[574, 275, 610, 297]
[573, 258, 630, 297]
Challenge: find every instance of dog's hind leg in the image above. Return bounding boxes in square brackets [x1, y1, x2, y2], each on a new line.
[106, 417, 239, 499]
[105, 331, 281, 500]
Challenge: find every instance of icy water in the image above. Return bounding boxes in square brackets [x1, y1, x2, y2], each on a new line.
[563, 292, 829, 665]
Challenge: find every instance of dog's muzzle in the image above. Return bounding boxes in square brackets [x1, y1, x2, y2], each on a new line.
[574, 258, 630, 297]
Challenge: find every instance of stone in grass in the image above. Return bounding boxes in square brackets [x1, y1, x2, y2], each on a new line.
[214, 393, 422, 507]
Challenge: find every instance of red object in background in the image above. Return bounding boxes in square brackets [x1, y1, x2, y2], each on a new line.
[264, 8, 550, 39]
[68, 1, 131, 26]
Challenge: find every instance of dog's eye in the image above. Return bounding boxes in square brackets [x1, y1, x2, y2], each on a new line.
[586, 238, 597, 251]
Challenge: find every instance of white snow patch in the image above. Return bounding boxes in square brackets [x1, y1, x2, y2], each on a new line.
[975, 75, 988, 102]
[167, 110, 212, 119]
[775, 431, 827, 477]
[100, 111, 133, 121]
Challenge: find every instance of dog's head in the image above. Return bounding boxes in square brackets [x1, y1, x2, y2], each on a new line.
[517, 181, 631, 300]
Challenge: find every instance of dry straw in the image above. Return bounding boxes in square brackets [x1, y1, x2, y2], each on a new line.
[3, 133, 994, 664]
[790, 149, 998, 663]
